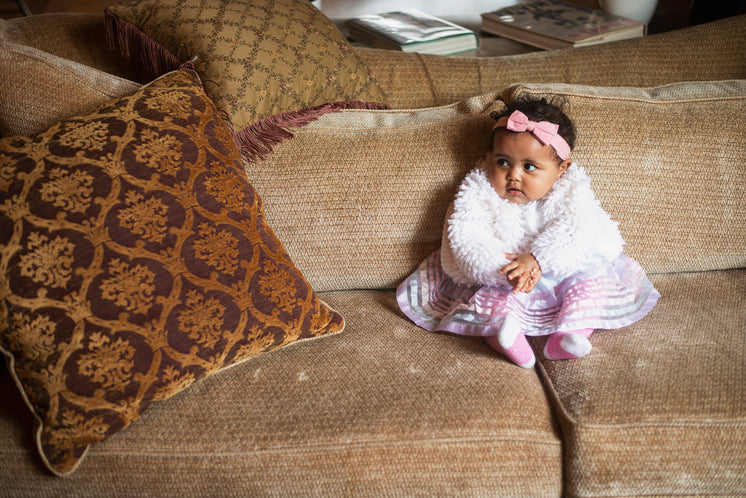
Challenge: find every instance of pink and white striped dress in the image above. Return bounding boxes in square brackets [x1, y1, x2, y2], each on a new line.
[397, 164, 659, 338]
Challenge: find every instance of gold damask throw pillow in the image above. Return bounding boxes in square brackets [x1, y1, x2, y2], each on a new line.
[0, 69, 344, 476]
[105, 0, 388, 159]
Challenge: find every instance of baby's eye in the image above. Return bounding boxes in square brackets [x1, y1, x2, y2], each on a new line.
[495, 159, 509, 168]
[524, 163, 537, 172]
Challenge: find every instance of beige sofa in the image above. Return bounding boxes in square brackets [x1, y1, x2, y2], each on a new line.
[0, 7, 745, 497]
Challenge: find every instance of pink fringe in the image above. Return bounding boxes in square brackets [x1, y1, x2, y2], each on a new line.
[105, 9, 182, 79]
[235, 101, 390, 162]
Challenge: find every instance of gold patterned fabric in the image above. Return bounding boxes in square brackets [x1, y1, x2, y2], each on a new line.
[105, 0, 387, 134]
[0, 69, 344, 476]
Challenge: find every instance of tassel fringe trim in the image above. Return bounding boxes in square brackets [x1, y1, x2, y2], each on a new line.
[105, 9, 182, 79]
[235, 100, 390, 162]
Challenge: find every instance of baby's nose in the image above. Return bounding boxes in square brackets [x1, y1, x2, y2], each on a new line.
[506, 165, 522, 179]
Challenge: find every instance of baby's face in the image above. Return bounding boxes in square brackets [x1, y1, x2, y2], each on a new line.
[488, 130, 570, 204]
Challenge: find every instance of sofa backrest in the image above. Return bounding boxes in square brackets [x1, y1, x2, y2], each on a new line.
[4, 12, 744, 112]
[0, 13, 142, 81]
[248, 80, 746, 292]
[0, 41, 140, 138]
[356, 14, 746, 108]
[245, 93, 500, 291]
[2, 12, 744, 292]
[503, 81, 746, 275]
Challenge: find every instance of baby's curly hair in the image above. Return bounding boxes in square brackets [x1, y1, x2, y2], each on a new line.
[489, 96, 576, 160]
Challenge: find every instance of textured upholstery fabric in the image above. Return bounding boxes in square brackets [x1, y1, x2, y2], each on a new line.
[0, 70, 343, 475]
[352, 48, 447, 109]
[245, 93, 503, 292]
[0, 42, 139, 138]
[243, 78, 746, 496]
[0, 290, 563, 496]
[532, 270, 746, 496]
[357, 14, 746, 108]
[501, 79, 746, 496]
[248, 79, 746, 290]
[1, 9, 745, 496]
[501, 80, 746, 274]
[477, 14, 746, 90]
[0, 13, 142, 82]
[105, 0, 387, 136]
[7, 12, 744, 111]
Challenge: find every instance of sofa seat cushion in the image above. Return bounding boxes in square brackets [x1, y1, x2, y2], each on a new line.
[0, 289, 563, 496]
[531, 270, 746, 496]
[501, 78, 746, 495]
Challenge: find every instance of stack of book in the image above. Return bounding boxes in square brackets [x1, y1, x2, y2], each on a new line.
[345, 9, 478, 56]
[481, 0, 647, 50]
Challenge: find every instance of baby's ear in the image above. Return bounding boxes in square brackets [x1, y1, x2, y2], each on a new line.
[558, 159, 572, 176]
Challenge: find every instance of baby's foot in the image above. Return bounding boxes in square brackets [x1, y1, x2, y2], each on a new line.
[485, 317, 536, 368]
[497, 315, 522, 349]
[543, 330, 593, 360]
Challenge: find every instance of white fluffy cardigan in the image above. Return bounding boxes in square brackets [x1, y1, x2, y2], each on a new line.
[440, 162, 625, 287]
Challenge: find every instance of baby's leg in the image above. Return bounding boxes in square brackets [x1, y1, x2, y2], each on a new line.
[543, 329, 594, 360]
[485, 316, 535, 368]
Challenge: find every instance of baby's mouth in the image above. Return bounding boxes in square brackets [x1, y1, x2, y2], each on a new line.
[506, 186, 523, 196]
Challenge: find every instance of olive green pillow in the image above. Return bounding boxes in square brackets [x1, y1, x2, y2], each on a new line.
[105, 0, 387, 157]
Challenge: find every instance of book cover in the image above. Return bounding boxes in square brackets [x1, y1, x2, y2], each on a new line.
[345, 9, 478, 55]
[481, 0, 646, 50]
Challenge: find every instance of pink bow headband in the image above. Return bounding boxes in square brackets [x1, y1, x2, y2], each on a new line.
[494, 110, 571, 161]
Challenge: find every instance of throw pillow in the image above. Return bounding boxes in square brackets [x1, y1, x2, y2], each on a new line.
[105, 0, 388, 157]
[0, 41, 140, 138]
[0, 69, 344, 476]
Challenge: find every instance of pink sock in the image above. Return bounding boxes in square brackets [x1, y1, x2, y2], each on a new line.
[543, 329, 594, 360]
[485, 333, 536, 369]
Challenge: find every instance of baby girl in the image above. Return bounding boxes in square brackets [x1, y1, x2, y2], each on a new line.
[397, 96, 659, 368]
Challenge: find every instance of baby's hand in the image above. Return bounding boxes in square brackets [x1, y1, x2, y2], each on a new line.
[501, 253, 541, 294]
